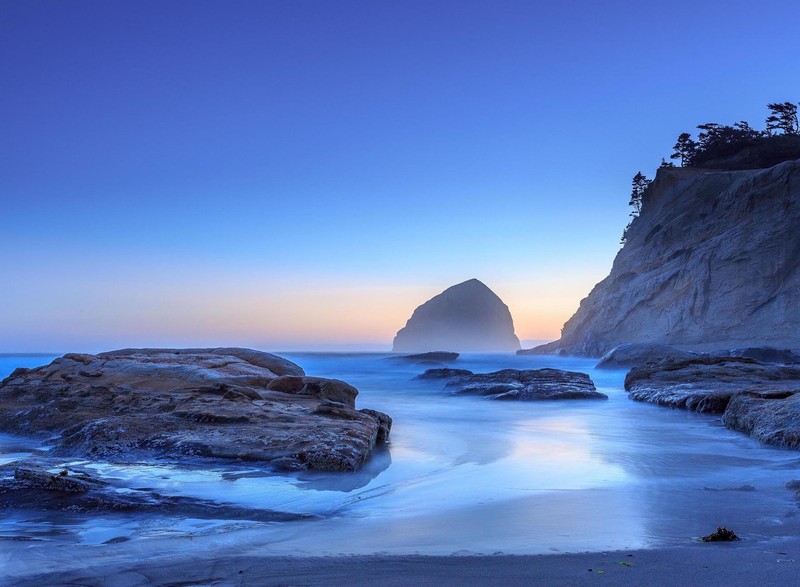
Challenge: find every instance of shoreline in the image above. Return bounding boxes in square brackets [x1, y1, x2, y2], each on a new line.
[5, 539, 799, 586]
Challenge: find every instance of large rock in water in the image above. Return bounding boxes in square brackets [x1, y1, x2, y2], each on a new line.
[527, 160, 800, 357]
[393, 279, 521, 352]
[0, 348, 391, 472]
[418, 368, 606, 400]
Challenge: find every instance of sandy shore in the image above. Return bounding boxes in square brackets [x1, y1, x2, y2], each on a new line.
[5, 539, 800, 586]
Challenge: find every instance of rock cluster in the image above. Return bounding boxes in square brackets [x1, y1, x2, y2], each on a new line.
[418, 368, 606, 401]
[0, 348, 391, 472]
[625, 356, 800, 447]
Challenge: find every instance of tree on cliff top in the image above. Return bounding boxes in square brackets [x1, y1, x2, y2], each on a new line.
[671, 132, 697, 166]
[621, 172, 651, 244]
[766, 102, 799, 135]
[629, 171, 650, 217]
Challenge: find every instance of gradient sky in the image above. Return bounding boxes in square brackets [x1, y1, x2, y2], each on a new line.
[2, 0, 799, 352]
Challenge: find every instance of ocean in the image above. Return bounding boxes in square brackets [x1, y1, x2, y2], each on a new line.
[2, 351, 800, 569]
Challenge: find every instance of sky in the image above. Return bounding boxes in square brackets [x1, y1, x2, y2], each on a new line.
[2, 0, 799, 352]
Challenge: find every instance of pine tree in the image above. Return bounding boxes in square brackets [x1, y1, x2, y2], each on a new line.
[766, 102, 799, 135]
[670, 132, 697, 166]
[622, 172, 650, 245]
[629, 171, 650, 217]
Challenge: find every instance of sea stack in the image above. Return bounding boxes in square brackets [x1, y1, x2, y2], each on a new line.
[393, 279, 521, 352]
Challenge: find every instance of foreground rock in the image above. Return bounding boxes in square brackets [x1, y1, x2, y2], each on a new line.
[0, 460, 314, 521]
[418, 368, 606, 401]
[393, 279, 521, 352]
[0, 348, 391, 472]
[723, 392, 800, 448]
[625, 356, 800, 448]
[526, 160, 800, 357]
[595, 343, 699, 370]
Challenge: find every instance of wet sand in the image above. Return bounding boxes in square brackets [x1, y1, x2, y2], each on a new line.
[5, 539, 799, 586]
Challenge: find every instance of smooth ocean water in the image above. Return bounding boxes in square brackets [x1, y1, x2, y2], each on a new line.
[2, 351, 800, 571]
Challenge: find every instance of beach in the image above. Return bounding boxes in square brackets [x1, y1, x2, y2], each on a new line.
[5, 540, 799, 586]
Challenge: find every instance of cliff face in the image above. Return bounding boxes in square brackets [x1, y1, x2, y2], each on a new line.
[393, 279, 521, 352]
[541, 159, 800, 357]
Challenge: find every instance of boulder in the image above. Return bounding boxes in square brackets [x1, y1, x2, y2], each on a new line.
[595, 343, 699, 370]
[419, 368, 606, 401]
[723, 392, 800, 448]
[416, 368, 474, 380]
[0, 348, 391, 472]
[393, 279, 521, 352]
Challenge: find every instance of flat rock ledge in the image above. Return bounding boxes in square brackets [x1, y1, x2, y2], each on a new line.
[0, 460, 315, 521]
[0, 348, 391, 472]
[625, 356, 800, 448]
[390, 351, 460, 363]
[417, 368, 606, 401]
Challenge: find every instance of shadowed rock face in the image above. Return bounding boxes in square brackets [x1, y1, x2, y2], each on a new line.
[527, 160, 800, 357]
[418, 368, 606, 401]
[393, 279, 521, 353]
[624, 356, 800, 448]
[0, 348, 391, 472]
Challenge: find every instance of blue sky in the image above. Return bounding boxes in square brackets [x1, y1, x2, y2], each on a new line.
[2, 0, 799, 352]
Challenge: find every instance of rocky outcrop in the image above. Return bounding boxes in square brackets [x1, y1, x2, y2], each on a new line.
[418, 368, 606, 400]
[0, 348, 391, 472]
[527, 160, 800, 356]
[391, 351, 460, 362]
[723, 392, 800, 447]
[393, 279, 521, 353]
[595, 343, 699, 370]
[0, 460, 314, 521]
[624, 356, 800, 447]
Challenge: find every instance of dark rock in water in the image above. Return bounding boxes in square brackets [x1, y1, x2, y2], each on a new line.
[392, 351, 460, 362]
[393, 279, 521, 353]
[595, 343, 699, 370]
[0, 461, 315, 521]
[13, 466, 105, 493]
[625, 356, 800, 414]
[416, 368, 475, 380]
[729, 347, 800, 365]
[0, 348, 391, 472]
[625, 356, 800, 448]
[723, 392, 800, 448]
[422, 368, 606, 401]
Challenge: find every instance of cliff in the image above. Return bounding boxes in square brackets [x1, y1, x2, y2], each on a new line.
[393, 279, 521, 352]
[533, 159, 800, 356]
